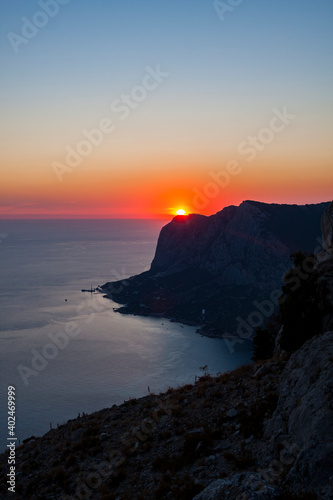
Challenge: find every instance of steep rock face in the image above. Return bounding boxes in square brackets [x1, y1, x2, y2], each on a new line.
[102, 200, 330, 337]
[150, 201, 326, 291]
[264, 331, 333, 497]
[321, 201, 333, 251]
[150, 213, 210, 274]
[317, 202, 333, 331]
[193, 331, 333, 500]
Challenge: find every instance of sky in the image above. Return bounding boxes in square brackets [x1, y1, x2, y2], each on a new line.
[0, 0, 332, 218]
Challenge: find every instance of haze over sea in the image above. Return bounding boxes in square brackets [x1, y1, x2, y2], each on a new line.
[0, 219, 251, 449]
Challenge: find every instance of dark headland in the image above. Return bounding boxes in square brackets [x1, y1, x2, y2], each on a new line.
[0, 201, 332, 499]
[102, 200, 330, 339]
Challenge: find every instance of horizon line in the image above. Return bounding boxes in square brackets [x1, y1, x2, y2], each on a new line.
[0, 215, 172, 220]
[0, 200, 331, 220]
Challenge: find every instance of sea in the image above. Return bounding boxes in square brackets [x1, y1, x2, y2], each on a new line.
[0, 219, 252, 450]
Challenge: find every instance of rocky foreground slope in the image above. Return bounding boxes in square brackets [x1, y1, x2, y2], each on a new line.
[102, 201, 329, 337]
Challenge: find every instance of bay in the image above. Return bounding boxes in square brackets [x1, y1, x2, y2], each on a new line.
[0, 220, 251, 449]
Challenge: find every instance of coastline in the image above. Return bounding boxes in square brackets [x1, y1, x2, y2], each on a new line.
[100, 279, 261, 340]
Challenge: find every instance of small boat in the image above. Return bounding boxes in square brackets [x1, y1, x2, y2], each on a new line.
[81, 285, 96, 293]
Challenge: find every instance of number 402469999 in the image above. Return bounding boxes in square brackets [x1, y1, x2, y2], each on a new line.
[8, 386, 16, 437]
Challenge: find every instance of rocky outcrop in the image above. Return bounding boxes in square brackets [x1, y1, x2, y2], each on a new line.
[191, 332, 333, 500]
[316, 202, 333, 331]
[102, 200, 330, 337]
[264, 330, 333, 498]
[150, 200, 328, 288]
[321, 201, 333, 251]
[150, 202, 291, 290]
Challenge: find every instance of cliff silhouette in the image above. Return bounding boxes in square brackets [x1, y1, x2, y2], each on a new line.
[102, 200, 330, 338]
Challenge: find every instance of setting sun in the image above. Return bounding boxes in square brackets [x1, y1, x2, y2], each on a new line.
[176, 209, 186, 216]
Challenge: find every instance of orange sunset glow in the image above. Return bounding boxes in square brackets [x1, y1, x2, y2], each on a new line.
[1, 2, 332, 219]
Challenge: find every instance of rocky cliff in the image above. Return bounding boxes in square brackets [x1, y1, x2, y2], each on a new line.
[102, 200, 330, 337]
[321, 201, 333, 251]
[317, 201, 333, 332]
[192, 331, 333, 500]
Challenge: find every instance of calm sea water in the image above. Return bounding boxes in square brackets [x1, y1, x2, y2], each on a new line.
[0, 220, 251, 449]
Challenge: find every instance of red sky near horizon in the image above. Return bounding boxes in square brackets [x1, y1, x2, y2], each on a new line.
[1, 2, 332, 219]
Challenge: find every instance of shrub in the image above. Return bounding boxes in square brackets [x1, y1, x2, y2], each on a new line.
[252, 326, 275, 361]
[279, 251, 323, 352]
